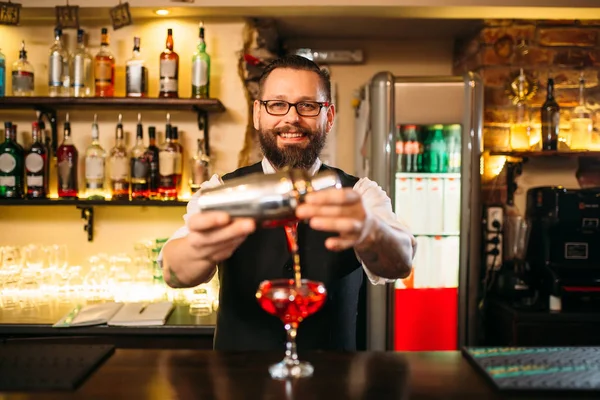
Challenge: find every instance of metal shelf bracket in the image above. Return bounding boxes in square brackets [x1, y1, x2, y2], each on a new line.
[35, 106, 58, 158]
[77, 205, 94, 242]
[194, 107, 210, 156]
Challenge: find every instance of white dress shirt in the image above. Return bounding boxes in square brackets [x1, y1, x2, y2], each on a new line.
[160, 157, 410, 285]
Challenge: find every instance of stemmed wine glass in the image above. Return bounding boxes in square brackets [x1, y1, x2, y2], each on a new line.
[255, 278, 327, 379]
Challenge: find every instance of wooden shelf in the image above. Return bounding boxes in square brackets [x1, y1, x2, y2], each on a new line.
[0, 198, 188, 206]
[0, 96, 225, 113]
[489, 150, 600, 158]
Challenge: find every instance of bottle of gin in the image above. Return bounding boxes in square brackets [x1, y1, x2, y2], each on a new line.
[48, 28, 70, 97]
[12, 41, 34, 97]
[570, 73, 593, 150]
[191, 22, 211, 99]
[509, 69, 533, 151]
[159, 29, 179, 98]
[130, 114, 149, 199]
[95, 27, 115, 98]
[25, 121, 48, 199]
[71, 29, 94, 97]
[57, 113, 79, 198]
[126, 37, 148, 98]
[85, 114, 107, 200]
[0, 122, 25, 199]
[109, 114, 129, 200]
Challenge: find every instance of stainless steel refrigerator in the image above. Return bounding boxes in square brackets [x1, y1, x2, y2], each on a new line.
[354, 72, 484, 351]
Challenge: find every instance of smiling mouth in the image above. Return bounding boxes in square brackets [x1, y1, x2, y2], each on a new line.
[278, 132, 306, 139]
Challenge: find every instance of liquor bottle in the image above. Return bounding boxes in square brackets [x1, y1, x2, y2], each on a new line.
[85, 114, 107, 200]
[158, 114, 178, 200]
[509, 69, 534, 151]
[126, 37, 148, 98]
[541, 78, 560, 151]
[25, 121, 48, 199]
[48, 28, 70, 97]
[109, 114, 129, 200]
[191, 22, 211, 99]
[57, 113, 78, 198]
[159, 29, 179, 98]
[0, 122, 25, 198]
[71, 29, 94, 97]
[145, 126, 160, 199]
[190, 138, 210, 192]
[402, 125, 421, 173]
[95, 27, 115, 98]
[0, 48, 5, 97]
[130, 114, 149, 199]
[12, 41, 34, 97]
[171, 126, 183, 195]
[570, 73, 593, 150]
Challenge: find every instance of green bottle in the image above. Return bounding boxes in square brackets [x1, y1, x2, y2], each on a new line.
[0, 122, 25, 198]
[191, 22, 211, 99]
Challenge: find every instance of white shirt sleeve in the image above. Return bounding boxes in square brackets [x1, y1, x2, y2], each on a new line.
[157, 173, 224, 265]
[353, 177, 415, 286]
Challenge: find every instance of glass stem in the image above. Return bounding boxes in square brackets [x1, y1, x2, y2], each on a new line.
[284, 323, 299, 366]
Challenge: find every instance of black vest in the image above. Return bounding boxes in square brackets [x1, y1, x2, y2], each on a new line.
[214, 162, 362, 352]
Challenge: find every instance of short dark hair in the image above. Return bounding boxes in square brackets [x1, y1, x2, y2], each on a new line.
[258, 55, 331, 102]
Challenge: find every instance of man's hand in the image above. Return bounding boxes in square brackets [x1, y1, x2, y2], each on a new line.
[186, 211, 256, 264]
[295, 188, 373, 252]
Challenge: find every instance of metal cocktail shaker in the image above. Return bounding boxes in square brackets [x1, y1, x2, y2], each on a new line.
[196, 169, 342, 226]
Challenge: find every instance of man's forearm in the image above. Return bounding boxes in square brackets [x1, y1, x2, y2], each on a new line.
[161, 237, 217, 288]
[355, 218, 414, 280]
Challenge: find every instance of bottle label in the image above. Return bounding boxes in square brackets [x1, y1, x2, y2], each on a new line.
[27, 175, 43, 187]
[25, 153, 44, 173]
[160, 59, 178, 92]
[49, 54, 63, 87]
[85, 157, 105, 180]
[174, 152, 182, 174]
[58, 159, 76, 190]
[192, 59, 208, 86]
[0, 153, 16, 173]
[159, 151, 175, 176]
[110, 157, 129, 180]
[131, 157, 149, 180]
[73, 55, 85, 87]
[12, 71, 34, 93]
[126, 65, 147, 95]
[0, 176, 15, 187]
[95, 59, 113, 84]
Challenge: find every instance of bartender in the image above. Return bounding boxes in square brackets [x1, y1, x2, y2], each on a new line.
[160, 55, 415, 351]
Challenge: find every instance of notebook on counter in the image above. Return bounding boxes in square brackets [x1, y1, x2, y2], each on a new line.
[53, 302, 174, 328]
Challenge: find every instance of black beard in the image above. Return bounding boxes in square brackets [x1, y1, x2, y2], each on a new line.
[258, 124, 327, 170]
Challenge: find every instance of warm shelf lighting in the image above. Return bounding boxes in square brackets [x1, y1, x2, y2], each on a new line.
[155, 9, 170, 16]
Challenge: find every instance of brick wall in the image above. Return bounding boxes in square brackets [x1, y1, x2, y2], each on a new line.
[453, 19, 600, 203]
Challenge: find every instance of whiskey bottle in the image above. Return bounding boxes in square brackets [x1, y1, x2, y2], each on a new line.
[12, 41, 34, 97]
[71, 29, 94, 97]
[0, 48, 5, 97]
[126, 37, 148, 98]
[85, 114, 107, 200]
[109, 114, 129, 200]
[158, 114, 178, 200]
[541, 78, 560, 151]
[130, 114, 149, 199]
[145, 126, 160, 199]
[0, 121, 25, 198]
[25, 121, 48, 199]
[191, 22, 211, 99]
[190, 138, 210, 192]
[57, 113, 79, 198]
[95, 27, 115, 98]
[48, 28, 70, 97]
[159, 29, 179, 98]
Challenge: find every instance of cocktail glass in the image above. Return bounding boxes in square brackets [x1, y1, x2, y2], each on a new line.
[256, 278, 327, 379]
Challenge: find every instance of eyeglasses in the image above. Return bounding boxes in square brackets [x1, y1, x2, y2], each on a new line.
[260, 100, 330, 117]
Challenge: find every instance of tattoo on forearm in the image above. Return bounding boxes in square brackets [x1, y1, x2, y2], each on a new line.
[356, 223, 412, 279]
[168, 266, 186, 288]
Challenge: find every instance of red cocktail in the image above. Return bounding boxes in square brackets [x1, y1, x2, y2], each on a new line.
[256, 278, 327, 379]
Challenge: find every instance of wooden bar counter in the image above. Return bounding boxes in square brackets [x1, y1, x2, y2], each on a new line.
[0, 349, 584, 399]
